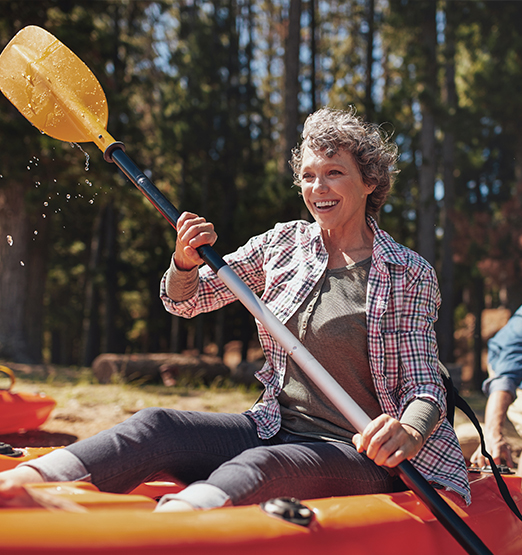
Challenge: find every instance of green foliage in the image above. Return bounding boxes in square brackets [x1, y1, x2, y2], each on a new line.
[1, 0, 522, 366]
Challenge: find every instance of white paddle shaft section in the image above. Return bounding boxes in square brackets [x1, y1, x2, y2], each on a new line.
[216, 265, 372, 433]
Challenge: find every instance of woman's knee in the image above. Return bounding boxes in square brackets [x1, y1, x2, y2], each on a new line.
[127, 406, 176, 429]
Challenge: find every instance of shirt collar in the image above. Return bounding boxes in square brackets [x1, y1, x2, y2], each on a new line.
[367, 215, 409, 269]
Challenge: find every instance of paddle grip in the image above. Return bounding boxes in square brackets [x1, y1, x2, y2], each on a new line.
[398, 460, 493, 555]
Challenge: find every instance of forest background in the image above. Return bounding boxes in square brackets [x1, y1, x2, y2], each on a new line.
[0, 0, 521, 392]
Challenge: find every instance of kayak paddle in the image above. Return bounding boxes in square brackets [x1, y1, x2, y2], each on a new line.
[0, 25, 496, 555]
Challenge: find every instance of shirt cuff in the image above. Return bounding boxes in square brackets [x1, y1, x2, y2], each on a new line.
[165, 254, 199, 302]
[483, 375, 518, 399]
[400, 398, 440, 441]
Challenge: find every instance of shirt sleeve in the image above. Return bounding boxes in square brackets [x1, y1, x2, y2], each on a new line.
[400, 398, 440, 441]
[159, 227, 272, 319]
[483, 307, 522, 398]
[164, 254, 199, 302]
[397, 264, 446, 420]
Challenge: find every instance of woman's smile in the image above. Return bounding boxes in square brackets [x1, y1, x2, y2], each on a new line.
[314, 199, 339, 210]
[300, 146, 376, 236]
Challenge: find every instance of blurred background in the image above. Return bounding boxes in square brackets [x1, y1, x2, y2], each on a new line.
[0, 0, 520, 391]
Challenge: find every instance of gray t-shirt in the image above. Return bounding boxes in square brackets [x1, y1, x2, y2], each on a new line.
[279, 256, 439, 443]
[279, 257, 382, 442]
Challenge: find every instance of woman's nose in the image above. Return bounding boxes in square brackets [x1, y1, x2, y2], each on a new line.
[312, 176, 328, 192]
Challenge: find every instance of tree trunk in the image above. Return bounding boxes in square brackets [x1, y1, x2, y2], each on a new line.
[22, 205, 49, 363]
[283, 0, 302, 168]
[103, 200, 119, 353]
[364, 0, 375, 122]
[81, 209, 104, 366]
[0, 182, 36, 362]
[309, 0, 317, 112]
[472, 276, 486, 391]
[505, 137, 522, 312]
[416, 2, 437, 266]
[437, 4, 457, 364]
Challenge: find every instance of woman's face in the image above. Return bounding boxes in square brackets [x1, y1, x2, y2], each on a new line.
[299, 146, 376, 235]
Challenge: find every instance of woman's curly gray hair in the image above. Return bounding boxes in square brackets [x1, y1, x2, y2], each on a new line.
[290, 106, 399, 218]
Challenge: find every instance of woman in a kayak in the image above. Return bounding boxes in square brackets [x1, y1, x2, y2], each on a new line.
[0, 107, 470, 510]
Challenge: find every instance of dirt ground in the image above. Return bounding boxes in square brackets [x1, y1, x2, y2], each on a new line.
[0, 359, 259, 447]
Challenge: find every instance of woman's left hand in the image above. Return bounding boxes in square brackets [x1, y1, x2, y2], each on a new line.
[352, 414, 424, 468]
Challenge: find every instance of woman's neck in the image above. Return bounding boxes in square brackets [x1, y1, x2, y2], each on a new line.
[322, 224, 374, 269]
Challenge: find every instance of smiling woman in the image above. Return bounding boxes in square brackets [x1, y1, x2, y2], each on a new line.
[298, 148, 375, 268]
[1, 106, 470, 518]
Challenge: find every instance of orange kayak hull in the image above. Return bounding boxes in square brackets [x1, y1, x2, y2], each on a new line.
[1, 448, 522, 555]
[0, 389, 56, 434]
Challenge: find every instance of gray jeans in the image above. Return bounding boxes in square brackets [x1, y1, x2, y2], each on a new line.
[24, 408, 395, 507]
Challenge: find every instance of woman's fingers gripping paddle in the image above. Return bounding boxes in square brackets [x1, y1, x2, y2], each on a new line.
[353, 414, 424, 468]
[174, 212, 218, 270]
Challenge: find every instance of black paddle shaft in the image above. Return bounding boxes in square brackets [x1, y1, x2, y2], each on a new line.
[399, 461, 492, 555]
[108, 145, 225, 273]
[106, 143, 493, 555]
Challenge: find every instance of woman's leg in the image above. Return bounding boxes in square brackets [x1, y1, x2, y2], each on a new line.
[17, 409, 265, 495]
[203, 432, 394, 506]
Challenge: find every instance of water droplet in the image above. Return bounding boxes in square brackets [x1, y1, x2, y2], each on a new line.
[42, 214, 46, 218]
[6, 235, 13, 246]
[89, 199, 94, 204]
[86, 179, 93, 187]
[33, 230, 38, 236]
[20, 261, 25, 266]
[71, 142, 91, 171]
[43, 202, 48, 207]
[66, 194, 71, 199]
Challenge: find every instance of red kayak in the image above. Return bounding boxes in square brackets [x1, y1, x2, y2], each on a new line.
[0, 366, 56, 434]
[0, 446, 521, 555]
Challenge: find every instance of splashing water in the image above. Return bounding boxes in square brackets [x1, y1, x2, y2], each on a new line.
[71, 142, 90, 171]
[6, 235, 13, 246]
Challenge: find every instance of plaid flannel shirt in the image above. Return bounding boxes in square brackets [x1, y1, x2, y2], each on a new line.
[160, 216, 471, 503]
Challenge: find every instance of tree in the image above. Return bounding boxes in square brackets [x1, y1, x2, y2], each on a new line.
[283, 0, 302, 167]
[437, 0, 458, 365]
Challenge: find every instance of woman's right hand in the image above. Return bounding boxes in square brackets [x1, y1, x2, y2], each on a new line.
[174, 212, 218, 270]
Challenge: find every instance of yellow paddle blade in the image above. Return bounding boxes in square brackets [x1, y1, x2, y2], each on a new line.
[0, 26, 115, 151]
